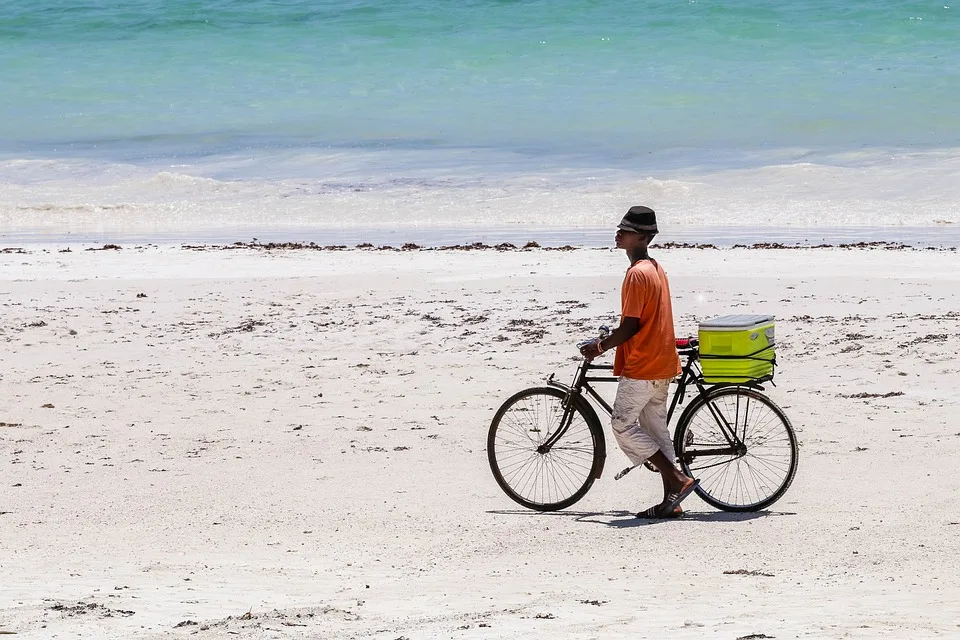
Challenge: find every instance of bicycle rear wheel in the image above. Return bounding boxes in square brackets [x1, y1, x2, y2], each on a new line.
[487, 387, 604, 511]
[674, 386, 798, 512]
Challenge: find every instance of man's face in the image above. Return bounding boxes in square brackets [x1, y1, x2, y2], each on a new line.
[615, 228, 651, 251]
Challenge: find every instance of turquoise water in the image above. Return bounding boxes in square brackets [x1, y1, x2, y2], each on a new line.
[2, 1, 959, 239]
[4, 0, 959, 160]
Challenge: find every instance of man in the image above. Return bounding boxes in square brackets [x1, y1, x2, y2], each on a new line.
[579, 206, 698, 518]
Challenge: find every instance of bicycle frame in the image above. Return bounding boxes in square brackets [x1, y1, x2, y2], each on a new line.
[542, 346, 766, 467]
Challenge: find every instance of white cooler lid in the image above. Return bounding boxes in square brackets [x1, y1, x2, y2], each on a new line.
[699, 314, 775, 329]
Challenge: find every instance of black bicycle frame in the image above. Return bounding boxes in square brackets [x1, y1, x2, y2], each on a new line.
[542, 347, 761, 459]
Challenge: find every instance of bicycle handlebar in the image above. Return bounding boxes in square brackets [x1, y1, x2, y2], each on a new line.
[576, 325, 611, 350]
[579, 327, 698, 355]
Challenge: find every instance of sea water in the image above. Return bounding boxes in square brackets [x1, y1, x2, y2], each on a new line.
[2, 0, 959, 244]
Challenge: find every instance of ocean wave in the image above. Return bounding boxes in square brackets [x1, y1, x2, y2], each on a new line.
[140, 171, 235, 191]
[2, 147, 959, 237]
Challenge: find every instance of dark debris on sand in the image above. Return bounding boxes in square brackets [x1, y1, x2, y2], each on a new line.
[48, 602, 135, 617]
[209, 319, 266, 337]
[838, 391, 905, 399]
[180, 240, 566, 252]
[171, 239, 960, 252]
[723, 569, 775, 577]
[730, 241, 926, 250]
[657, 242, 719, 249]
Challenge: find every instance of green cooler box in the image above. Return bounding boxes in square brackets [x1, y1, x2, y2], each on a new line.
[698, 314, 776, 383]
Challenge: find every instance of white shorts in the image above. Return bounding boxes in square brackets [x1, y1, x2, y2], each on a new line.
[609, 377, 674, 465]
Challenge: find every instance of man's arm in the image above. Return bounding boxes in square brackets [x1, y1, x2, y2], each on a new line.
[579, 316, 640, 360]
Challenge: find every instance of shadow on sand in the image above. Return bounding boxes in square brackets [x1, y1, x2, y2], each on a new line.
[487, 508, 797, 528]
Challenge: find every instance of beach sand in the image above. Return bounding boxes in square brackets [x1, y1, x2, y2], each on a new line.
[1, 244, 959, 639]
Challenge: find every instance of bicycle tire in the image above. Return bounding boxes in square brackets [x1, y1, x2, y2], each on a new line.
[674, 386, 798, 512]
[487, 386, 605, 511]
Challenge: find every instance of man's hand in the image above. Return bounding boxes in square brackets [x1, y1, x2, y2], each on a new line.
[579, 339, 604, 360]
[578, 318, 639, 360]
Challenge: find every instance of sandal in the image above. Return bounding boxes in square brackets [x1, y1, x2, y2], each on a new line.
[635, 504, 683, 519]
[662, 478, 699, 515]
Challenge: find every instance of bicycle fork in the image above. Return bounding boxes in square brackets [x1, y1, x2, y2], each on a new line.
[537, 390, 578, 454]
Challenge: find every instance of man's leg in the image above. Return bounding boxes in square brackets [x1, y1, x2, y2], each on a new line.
[609, 378, 661, 466]
[637, 379, 696, 510]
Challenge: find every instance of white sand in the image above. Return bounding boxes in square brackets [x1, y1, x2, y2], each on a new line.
[2, 244, 960, 639]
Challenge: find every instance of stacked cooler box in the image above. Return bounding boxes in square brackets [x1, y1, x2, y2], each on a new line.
[698, 314, 776, 383]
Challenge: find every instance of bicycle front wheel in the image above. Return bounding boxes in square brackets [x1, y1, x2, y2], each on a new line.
[487, 387, 604, 511]
[674, 386, 798, 512]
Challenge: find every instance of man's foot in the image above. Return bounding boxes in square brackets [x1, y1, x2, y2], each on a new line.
[635, 504, 683, 519]
[662, 478, 699, 515]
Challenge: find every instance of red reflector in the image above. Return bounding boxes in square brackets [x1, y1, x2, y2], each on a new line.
[676, 338, 690, 348]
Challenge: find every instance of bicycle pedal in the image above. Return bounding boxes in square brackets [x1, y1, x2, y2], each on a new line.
[614, 466, 633, 480]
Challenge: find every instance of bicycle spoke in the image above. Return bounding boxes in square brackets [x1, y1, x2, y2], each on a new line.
[677, 388, 797, 511]
[489, 388, 600, 510]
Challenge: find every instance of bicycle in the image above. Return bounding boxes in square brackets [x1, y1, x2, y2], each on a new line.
[487, 328, 799, 512]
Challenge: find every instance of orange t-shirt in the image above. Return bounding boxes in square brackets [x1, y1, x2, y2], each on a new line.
[613, 258, 682, 380]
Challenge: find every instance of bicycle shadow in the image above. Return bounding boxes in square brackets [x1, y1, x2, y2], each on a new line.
[600, 510, 797, 528]
[487, 509, 612, 519]
[487, 509, 797, 528]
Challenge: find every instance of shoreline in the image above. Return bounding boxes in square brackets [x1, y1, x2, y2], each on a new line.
[3, 223, 960, 251]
